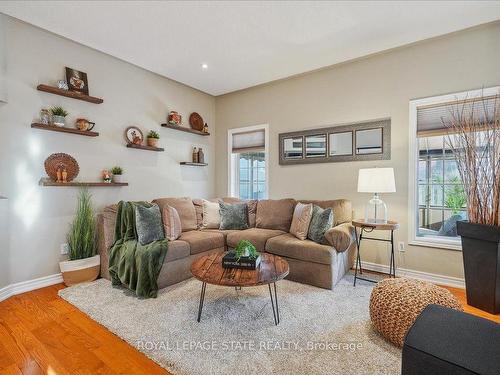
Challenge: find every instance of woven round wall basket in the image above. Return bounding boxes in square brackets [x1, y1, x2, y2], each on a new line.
[44, 153, 80, 182]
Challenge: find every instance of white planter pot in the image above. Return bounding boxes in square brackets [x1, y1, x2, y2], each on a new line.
[52, 115, 66, 127]
[59, 254, 100, 286]
[113, 174, 123, 183]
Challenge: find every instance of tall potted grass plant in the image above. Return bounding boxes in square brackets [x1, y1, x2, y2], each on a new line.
[444, 93, 500, 314]
[59, 188, 100, 286]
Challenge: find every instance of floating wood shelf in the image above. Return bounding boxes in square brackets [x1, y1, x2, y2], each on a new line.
[39, 178, 128, 187]
[31, 123, 99, 137]
[37, 84, 104, 104]
[180, 162, 208, 166]
[161, 123, 210, 136]
[126, 143, 164, 152]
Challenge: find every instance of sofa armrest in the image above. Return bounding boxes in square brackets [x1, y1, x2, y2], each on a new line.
[324, 222, 355, 253]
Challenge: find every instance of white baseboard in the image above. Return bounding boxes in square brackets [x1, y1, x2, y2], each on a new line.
[360, 261, 465, 289]
[0, 273, 63, 302]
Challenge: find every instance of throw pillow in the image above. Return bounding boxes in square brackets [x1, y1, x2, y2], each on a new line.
[162, 205, 182, 241]
[135, 204, 165, 245]
[289, 202, 313, 240]
[219, 202, 249, 230]
[307, 205, 334, 244]
[201, 199, 221, 229]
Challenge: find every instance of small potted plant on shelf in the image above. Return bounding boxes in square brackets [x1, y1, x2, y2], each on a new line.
[444, 93, 500, 314]
[111, 166, 123, 183]
[59, 188, 100, 286]
[50, 106, 69, 127]
[147, 130, 160, 147]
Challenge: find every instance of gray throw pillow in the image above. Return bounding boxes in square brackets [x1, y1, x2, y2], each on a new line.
[135, 204, 165, 245]
[307, 205, 334, 244]
[219, 202, 249, 230]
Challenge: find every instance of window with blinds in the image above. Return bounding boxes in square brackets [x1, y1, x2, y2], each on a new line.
[413, 93, 500, 246]
[230, 127, 267, 200]
[416, 95, 498, 137]
[232, 129, 265, 153]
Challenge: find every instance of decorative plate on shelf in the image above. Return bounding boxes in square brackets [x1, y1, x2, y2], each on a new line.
[189, 112, 204, 131]
[125, 126, 144, 145]
[44, 153, 79, 182]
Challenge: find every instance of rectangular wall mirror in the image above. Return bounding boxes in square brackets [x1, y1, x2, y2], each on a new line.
[355, 128, 383, 155]
[329, 131, 353, 156]
[279, 118, 390, 165]
[283, 136, 303, 159]
[305, 134, 326, 158]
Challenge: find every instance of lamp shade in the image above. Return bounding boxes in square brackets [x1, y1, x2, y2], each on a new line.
[357, 168, 396, 193]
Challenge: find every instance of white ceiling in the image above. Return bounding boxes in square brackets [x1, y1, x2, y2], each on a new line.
[1, 1, 500, 96]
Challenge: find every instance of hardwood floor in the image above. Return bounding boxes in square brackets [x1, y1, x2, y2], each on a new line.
[0, 284, 171, 375]
[0, 282, 498, 374]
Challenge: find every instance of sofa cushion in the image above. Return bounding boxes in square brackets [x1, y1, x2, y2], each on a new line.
[299, 199, 351, 226]
[219, 202, 249, 230]
[221, 197, 257, 227]
[153, 197, 197, 231]
[201, 199, 221, 229]
[164, 240, 190, 262]
[226, 228, 285, 252]
[266, 233, 335, 265]
[307, 205, 333, 243]
[324, 222, 354, 252]
[192, 198, 204, 229]
[135, 204, 164, 245]
[255, 199, 296, 231]
[200, 228, 239, 242]
[290, 203, 313, 240]
[179, 230, 224, 255]
[162, 206, 182, 241]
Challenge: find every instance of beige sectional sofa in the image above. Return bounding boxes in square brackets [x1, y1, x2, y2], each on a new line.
[97, 197, 356, 290]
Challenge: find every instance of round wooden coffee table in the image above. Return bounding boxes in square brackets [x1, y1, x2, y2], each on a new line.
[190, 251, 289, 325]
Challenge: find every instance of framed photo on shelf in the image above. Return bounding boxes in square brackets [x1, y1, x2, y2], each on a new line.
[65, 67, 89, 95]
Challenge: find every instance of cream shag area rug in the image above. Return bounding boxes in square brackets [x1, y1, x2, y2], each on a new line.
[59, 275, 401, 375]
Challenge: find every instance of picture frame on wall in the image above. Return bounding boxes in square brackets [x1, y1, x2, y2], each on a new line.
[355, 128, 383, 155]
[329, 131, 353, 156]
[65, 67, 89, 95]
[283, 136, 304, 159]
[305, 134, 327, 158]
[278, 118, 390, 165]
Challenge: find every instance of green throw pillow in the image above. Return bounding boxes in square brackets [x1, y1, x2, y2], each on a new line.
[307, 205, 333, 243]
[219, 202, 249, 230]
[135, 204, 165, 245]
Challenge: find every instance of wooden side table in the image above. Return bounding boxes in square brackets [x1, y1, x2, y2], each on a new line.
[352, 219, 400, 286]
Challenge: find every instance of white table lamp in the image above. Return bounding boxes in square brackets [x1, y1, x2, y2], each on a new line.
[357, 167, 396, 224]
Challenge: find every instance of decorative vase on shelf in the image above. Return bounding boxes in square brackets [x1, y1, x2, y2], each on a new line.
[40, 109, 51, 125]
[198, 148, 205, 164]
[52, 115, 66, 127]
[192, 147, 199, 163]
[113, 174, 123, 183]
[203, 123, 209, 133]
[57, 80, 69, 90]
[147, 138, 158, 147]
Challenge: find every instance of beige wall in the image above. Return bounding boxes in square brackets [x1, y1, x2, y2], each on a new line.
[0, 16, 216, 287]
[215, 22, 500, 279]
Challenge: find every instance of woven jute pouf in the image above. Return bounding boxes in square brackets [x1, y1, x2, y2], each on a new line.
[369, 278, 463, 347]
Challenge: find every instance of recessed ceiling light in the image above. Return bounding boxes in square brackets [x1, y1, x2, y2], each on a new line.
[201, 63, 208, 70]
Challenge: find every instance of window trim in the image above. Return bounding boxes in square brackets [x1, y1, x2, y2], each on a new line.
[227, 124, 269, 199]
[408, 86, 499, 251]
